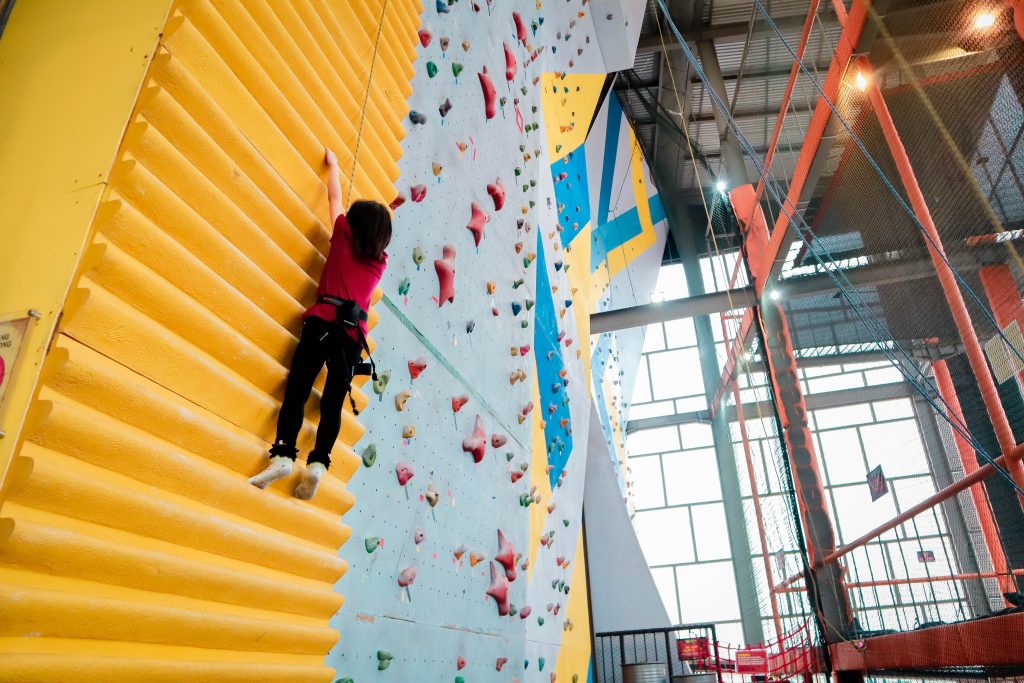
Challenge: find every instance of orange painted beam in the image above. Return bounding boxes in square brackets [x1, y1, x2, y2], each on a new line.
[830, 611, 1024, 670]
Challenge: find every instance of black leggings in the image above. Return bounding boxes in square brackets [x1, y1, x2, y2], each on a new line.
[272, 316, 362, 468]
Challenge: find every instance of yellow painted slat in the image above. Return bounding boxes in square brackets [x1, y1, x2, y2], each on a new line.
[0, 1, 421, 677]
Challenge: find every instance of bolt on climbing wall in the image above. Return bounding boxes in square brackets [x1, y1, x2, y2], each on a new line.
[325, 1, 644, 681]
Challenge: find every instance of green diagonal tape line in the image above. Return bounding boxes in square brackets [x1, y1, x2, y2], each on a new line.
[380, 294, 527, 450]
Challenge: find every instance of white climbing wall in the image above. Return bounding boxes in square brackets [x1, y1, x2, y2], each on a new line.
[325, 1, 644, 681]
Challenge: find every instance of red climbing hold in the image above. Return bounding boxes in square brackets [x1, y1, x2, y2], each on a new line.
[411, 184, 427, 202]
[396, 462, 415, 486]
[491, 434, 508, 448]
[466, 202, 490, 247]
[398, 566, 417, 587]
[457, 656, 466, 671]
[496, 658, 508, 671]
[512, 11, 528, 45]
[496, 529, 517, 581]
[520, 345, 531, 356]
[504, 42, 517, 81]
[486, 561, 511, 616]
[519, 604, 532, 619]
[478, 67, 497, 119]
[510, 471, 524, 483]
[487, 177, 506, 211]
[390, 193, 406, 210]
[408, 357, 427, 380]
[462, 414, 487, 463]
[418, 29, 432, 47]
[452, 395, 469, 412]
[434, 244, 456, 307]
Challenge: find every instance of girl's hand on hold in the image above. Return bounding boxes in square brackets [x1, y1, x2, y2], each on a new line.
[325, 146, 338, 168]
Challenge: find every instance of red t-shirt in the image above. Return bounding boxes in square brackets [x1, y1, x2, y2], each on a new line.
[304, 213, 388, 341]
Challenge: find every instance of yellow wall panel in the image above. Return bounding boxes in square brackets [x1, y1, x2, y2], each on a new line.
[0, 0, 422, 679]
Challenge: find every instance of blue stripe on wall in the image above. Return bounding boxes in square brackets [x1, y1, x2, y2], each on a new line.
[590, 194, 665, 272]
[533, 232, 574, 488]
[552, 144, 592, 249]
[597, 94, 622, 226]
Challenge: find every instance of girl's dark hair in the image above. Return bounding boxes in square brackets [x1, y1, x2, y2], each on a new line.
[347, 200, 393, 262]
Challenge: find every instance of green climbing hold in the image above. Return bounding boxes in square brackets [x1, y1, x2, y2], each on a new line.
[427, 61, 438, 78]
[377, 651, 394, 670]
[573, 675, 580, 683]
[538, 616, 545, 626]
[551, 579, 558, 589]
[509, 603, 518, 616]
[362, 444, 377, 467]
[529, 179, 536, 187]
[372, 369, 391, 395]
[555, 144, 562, 153]
[514, 167, 521, 176]
[521, 320, 529, 329]
[455, 678, 465, 683]
[522, 184, 529, 192]
[519, 144, 526, 152]
[452, 62, 464, 78]
[528, 200, 535, 208]
[539, 657, 545, 671]
[506, 452, 514, 462]
[525, 299, 534, 310]
[398, 277, 411, 296]
[523, 256, 532, 269]
[513, 278, 524, 289]
[336, 678, 354, 683]
[520, 86, 528, 95]
[563, 519, 570, 527]
[364, 537, 381, 553]
[500, 96, 508, 106]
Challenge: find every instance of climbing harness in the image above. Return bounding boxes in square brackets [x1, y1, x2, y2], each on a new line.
[317, 294, 378, 416]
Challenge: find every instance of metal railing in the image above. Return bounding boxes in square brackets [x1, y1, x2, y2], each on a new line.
[594, 624, 724, 683]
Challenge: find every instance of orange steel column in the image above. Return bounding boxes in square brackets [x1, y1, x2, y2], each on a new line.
[933, 360, 1016, 600]
[858, 57, 1024, 498]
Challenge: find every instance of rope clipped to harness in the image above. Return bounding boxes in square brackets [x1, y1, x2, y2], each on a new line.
[318, 295, 378, 416]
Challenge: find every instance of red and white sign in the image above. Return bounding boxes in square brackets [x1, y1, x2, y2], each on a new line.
[735, 647, 769, 675]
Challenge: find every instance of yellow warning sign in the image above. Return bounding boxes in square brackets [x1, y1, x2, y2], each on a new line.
[0, 314, 32, 419]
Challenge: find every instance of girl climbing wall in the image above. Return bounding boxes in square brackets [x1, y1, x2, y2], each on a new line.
[249, 147, 392, 500]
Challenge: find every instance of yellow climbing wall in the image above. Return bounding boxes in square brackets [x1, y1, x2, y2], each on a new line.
[0, 0, 421, 680]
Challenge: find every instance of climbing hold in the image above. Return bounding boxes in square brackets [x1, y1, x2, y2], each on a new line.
[456, 656, 466, 671]
[372, 369, 391, 395]
[361, 444, 377, 468]
[408, 357, 427, 379]
[411, 184, 427, 202]
[452, 62, 464, 78]
[520, 344, 530, 356]
[538, 616, 545, 626]
[486, 281, 497, 295]
[418, 29, 432, 47]
[435, 0, 449, 13]
[491, 434, 508, 448]
[425, 484, 440, 507]
[396, 462, 415, 486]
[456, 678, 465, 683]
[547, 502, 556, 513]
[469, 551, 485, 567]
[466, 203, 489, 246]
[478, 67, 497, 119]
[414, 528, 425, 544]
[496, 529, 517, 581]
[390, 193, 407, 210]
[466, 320, 475, 333]
[409, 110, 428, 125]
[451, 395, 469, 412]
[519, 605, 532, 619]
[486, 561, 511, 615]
[462, 414, 487, 463]
[395, 390, 411, 411]
[514, 241, 524, 253]
[511, 302, 522, 316]
[509, 368, 526, 385]
[504, 42, 517, 81]
[510, 471, 523, 484]
[439, 98, 452, 118]
[440, 36, 450, 51]
[563, 519, 570, 527]
[506, 452, 515, 462]
[496, 658, 508, 671]
[454, 544, 467, 560]
[432, 162, 444, 178]
[427, 61, 439, 78]
[402, 424, 416, 439]
[487, 178, 506, 211]
[398, 565, 417, 587]
[398, 277, 411, 296]
[412, 246, 426, 266]
[378, 650, 395, 670]
[512, 277, 524, 288]
[512, 11, 528, 45]
[539, 657, 546, 671]
[365, 537, 381, 553]
[434, 244, 456, 306]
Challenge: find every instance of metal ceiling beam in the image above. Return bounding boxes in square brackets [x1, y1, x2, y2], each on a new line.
[636, 15, 807, 53]
[689, 105, 814, 124]
[589, 287, 756, 334]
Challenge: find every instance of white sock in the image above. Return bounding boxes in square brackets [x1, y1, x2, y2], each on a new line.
[248, 456, 294, 489]
[294, 462, 327, 500]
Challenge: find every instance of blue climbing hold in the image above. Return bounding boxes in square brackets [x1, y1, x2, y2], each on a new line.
[511, 302, 522, 316]
[436, 0, 450, 13]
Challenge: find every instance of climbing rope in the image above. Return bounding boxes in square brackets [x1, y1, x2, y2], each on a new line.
[348, 0, 392, 201]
